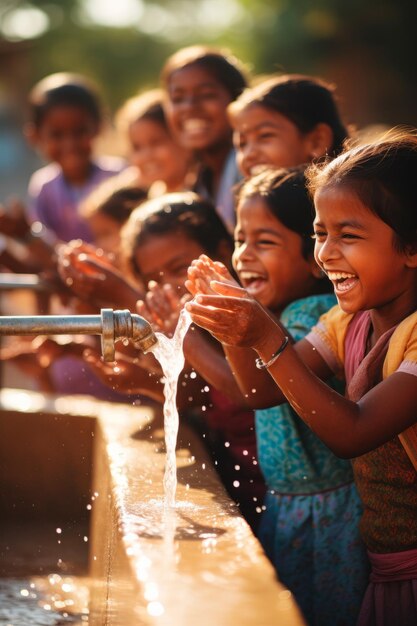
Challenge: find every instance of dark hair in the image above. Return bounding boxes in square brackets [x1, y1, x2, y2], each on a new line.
[80, 181, 147, 225]
[229, 74, 348, 157]
[120, 191, 233, 278]
[237, 167, 317, 260]
[116, 88, 167, 134]
[28, 72, 102, 128]
[306, 130, 417, 252]
[161, 45, 248, 101]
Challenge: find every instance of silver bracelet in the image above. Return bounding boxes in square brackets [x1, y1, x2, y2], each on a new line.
[255, 336, 289, 370]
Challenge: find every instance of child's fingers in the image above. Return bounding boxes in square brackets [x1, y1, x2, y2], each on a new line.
[210, 280, 248, 298]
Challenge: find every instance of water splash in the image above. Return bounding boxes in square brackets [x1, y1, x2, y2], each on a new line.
[150, 308, 192, 507]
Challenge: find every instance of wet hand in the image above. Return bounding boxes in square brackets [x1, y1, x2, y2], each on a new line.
[185, 280, 274, 349]
[137, 282, 191, 337]
[57, 241, 130, 306]
[186, 254, 238, 296]
[83, 347, 161, 394]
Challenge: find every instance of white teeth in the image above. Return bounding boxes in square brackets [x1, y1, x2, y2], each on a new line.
[239, 271, 264, 280]
[326, 271, 356, 280]
[183, 119, 208, 132]
[249, 164, 268, 176]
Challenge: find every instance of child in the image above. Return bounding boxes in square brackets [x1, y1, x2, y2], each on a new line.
[187, 168, 369, 626]
[161, 45, 248, 232]
[228, 74, 349, 178]
[83, 192, 266, 530]
[186, 132, 417, 626]
[115, 88, 192, 196]
[79, 179, 147, 255]
[26, 72, 125, 243]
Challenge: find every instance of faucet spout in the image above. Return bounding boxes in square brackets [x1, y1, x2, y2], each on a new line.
[0, 308, 157, 362]
[103, 309, 157, 359]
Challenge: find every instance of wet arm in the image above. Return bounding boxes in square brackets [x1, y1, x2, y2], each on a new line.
[256, 322, 417, 457]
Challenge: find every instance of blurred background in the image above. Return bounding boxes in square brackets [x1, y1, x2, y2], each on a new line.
[0, 0, 416, 199]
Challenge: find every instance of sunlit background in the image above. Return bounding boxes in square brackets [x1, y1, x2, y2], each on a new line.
[0, 0, 415, 197]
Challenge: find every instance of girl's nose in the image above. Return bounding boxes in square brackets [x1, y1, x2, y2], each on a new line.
[315, 236, 339, 264]
[234, 240, 255, 263]
[241, 142, 258, 169]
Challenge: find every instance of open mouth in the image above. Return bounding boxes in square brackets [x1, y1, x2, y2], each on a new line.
[239, 270, 267, 296]
[326, 271, 359, 293]
[182, 119, 209, 135]
[247, 164, 270, 176]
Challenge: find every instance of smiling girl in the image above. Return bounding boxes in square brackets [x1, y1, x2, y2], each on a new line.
[187, 167, 369, 626]
[161, 45, 248, 232]
[186, 132, 417, 626]
[228, 74, 348, 178]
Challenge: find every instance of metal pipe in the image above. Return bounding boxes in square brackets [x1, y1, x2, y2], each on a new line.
[0, 308, 157, 361]
[0, 273, 50, 292]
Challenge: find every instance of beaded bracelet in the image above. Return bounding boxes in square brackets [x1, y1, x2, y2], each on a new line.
[255, 336, 289, 370]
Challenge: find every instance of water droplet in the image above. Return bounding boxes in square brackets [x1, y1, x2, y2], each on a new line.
[56, 527, 62, 534]
[242, 450, 248, 456]
[233, 480, 240, 488]
[190, 371, 197, 379]
[251, 388, 256, 393]
[234, 465, 240, 471]
[224, 441, 230, 448]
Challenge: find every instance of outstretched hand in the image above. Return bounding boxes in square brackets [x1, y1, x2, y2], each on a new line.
[136, 281, 191, 337]
[185, 254, 238, 296]
[83, 347, 163, 397]
[57, 240, 142, 308]
[185, 279, 275, 350]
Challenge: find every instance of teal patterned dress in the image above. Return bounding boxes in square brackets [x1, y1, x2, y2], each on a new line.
[256, 295, 369, 626]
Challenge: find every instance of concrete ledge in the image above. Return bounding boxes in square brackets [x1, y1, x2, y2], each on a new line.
[0, 389, 305, 625]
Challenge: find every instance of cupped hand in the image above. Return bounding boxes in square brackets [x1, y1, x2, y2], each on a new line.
[83, 347, 162, 395]
[57, 241, 140, 308]
[186, 254, 238, 296]
[136, 281, 191, 336]
[185, 279, 274, 349]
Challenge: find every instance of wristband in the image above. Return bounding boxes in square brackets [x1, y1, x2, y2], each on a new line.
[255, 336, 289, 370]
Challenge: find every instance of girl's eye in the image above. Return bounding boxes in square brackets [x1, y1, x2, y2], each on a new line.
[258, 239, 276, 246]
[341, 232, 359, 240]
[258, 132, 275, 141]
[312, 231, 326, 241]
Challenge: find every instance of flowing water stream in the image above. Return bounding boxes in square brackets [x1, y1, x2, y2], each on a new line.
[150, 308, 192, 507]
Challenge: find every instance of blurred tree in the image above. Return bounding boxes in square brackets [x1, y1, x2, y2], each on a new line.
[0, 0, 416, 127]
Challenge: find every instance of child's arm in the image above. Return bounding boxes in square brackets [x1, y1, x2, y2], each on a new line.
[186, 255, 332, 408]
[137, 279, 251, 406]
[58, 241, 142, 310]
[186, 281, 417, 458]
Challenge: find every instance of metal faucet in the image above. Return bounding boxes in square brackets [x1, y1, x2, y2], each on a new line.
[0, 308, 157, 361]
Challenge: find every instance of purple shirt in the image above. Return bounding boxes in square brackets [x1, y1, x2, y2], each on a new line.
[27, 156, 126, 243]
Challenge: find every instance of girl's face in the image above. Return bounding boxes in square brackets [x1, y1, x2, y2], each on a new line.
[88, 213, 121, 254]
[134, 230, 206, 294]
[33, 105, 98, 184]
[314, 185, 415, 317]
[164, 65, 233, 152]
[128, 118, 189, 191]
[232, 104, 316, 178]
[233, 196, 319, 314]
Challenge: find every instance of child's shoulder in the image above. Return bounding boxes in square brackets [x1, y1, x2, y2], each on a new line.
[92, 155, 127, 176]
[384, 309, 417, 376]
[282, 294, 337, 323]
[28, 163, 63, 194]
[281, 294, 338, 342]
